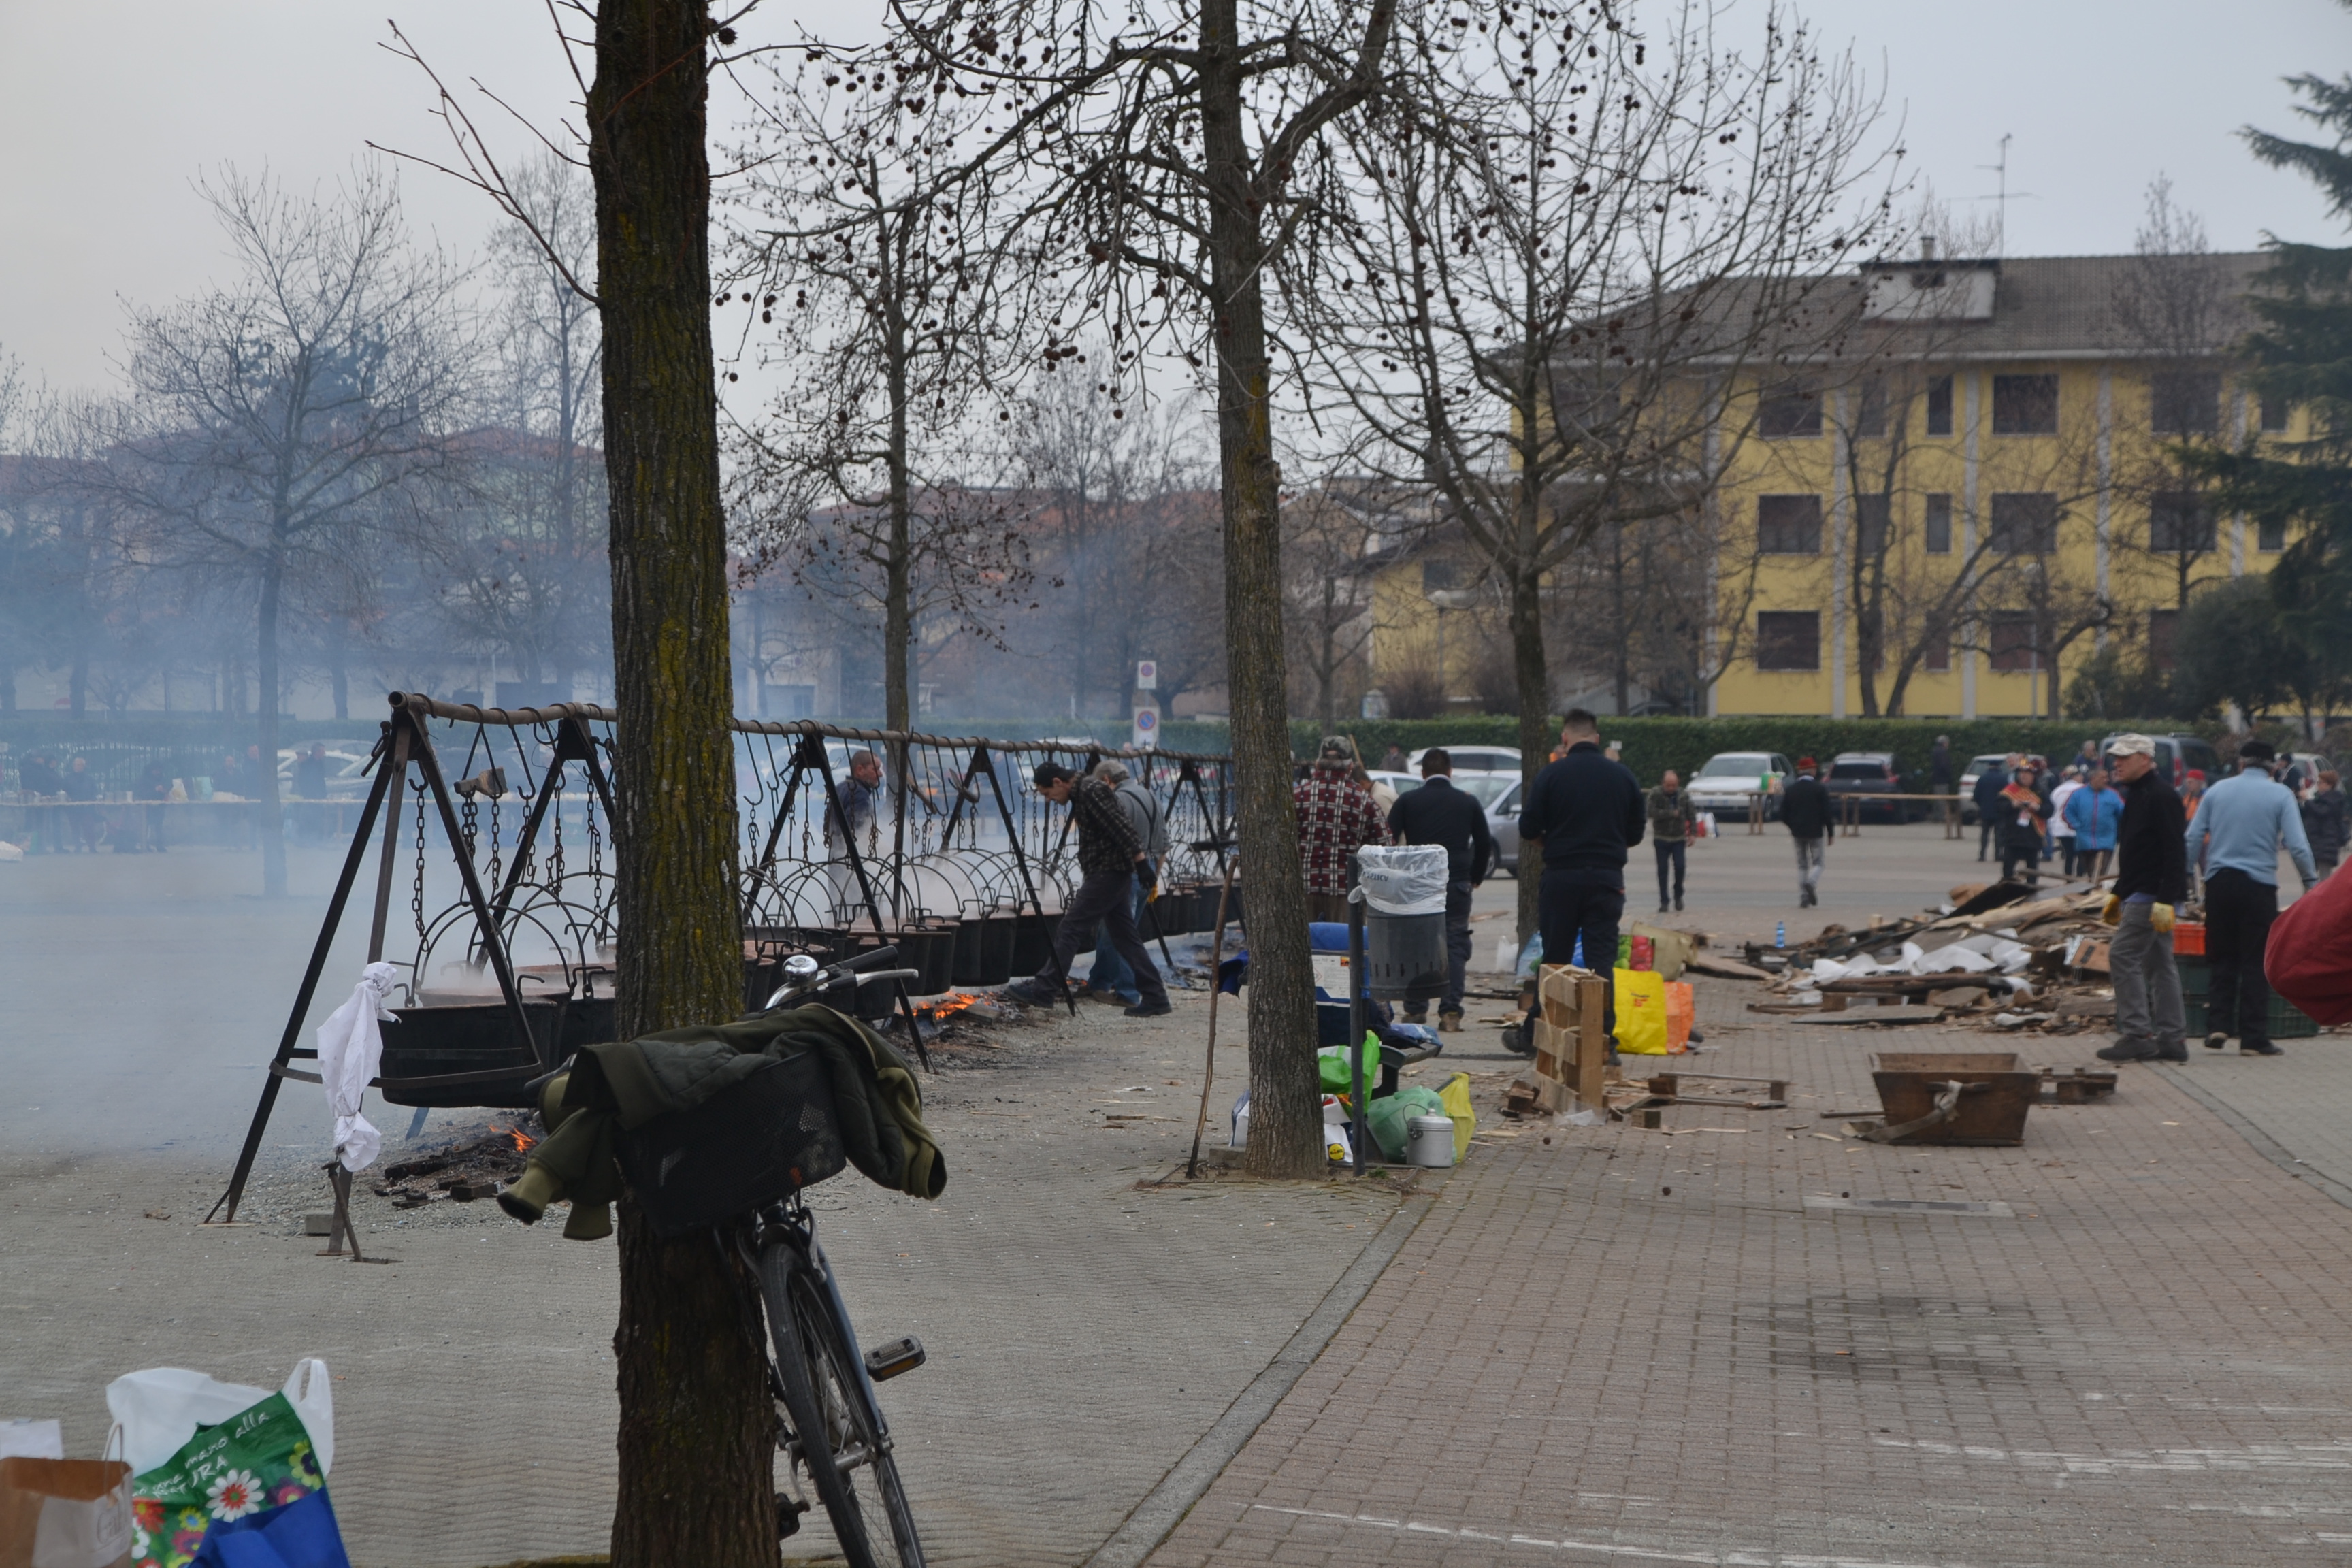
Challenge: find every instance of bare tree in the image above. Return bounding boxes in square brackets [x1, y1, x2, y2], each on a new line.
[88, 164, 468, 894]
[1282, 480, 1393, 725]
[1301, 0, 1897, 943]
[853, 0, 1401, 1175]
[728, 52, 1029, 731]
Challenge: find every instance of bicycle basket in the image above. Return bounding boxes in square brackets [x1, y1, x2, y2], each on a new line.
[616, 1049, 849, 1236]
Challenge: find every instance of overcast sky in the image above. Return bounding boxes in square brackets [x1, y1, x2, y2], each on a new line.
[1, 0, 2345, 398]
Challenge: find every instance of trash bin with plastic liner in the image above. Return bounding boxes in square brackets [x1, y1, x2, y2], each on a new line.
[1352, 844, 1449, 999]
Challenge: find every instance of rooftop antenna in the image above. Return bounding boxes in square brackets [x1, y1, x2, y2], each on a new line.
[1975, 134, 2037, 257]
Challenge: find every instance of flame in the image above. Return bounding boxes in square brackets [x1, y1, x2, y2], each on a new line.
[491, 1124, 536, 1153]
[916, 994, 979, 1021]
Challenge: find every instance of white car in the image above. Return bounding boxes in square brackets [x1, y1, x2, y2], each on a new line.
[1687, 751, 1791, 821]
[1407, 745, 1521, 775]
[1375, 770, 1523, 874]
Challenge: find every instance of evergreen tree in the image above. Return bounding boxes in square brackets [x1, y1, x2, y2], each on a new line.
[2195, 33, 2352, 713]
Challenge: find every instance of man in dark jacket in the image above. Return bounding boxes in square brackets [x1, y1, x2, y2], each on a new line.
[1780, 758, 1833, 907]
[1972, 756, 2010, 862]
[1645, 770, 1697, 913]
[1516, 710, 1643, 1054]
[1995, 763, 2054, 885]
[2302, 769, 2345, 877]
[1386, 748, 1494, 1031]
[1929, 736, 1953, 794]
[1009, 763, 1171, 1017]
[2097, 734, 2189, 1062]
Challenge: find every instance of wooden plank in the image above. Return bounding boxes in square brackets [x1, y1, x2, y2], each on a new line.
[1685, 954, 1774, 981]
[1573, 975, 1608, 1112]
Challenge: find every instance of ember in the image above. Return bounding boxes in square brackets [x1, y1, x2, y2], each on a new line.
[916, 994, 980, 1021]
[374, 1124, 539, 1209]
[492, 1124, 536, 1153]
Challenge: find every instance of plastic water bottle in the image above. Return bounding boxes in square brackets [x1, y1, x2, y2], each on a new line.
[1775, 921, 1786, 948]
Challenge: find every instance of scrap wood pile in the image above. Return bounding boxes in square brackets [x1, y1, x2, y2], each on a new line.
[372, 1122, 540, 1208]
[1742, 879, 2130, 1034]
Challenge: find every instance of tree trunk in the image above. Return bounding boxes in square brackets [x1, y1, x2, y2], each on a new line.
[256, 553, 287, 896]
[1509, 561, 1547, 950]
[1610, 527, 1630, 716]
[1203, 1, 1318, 1179]
[590, 5, 773, 1565]
[885, 319, 913, 734]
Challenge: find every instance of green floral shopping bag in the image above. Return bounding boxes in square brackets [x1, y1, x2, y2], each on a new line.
[129, 1392, 327, 1568]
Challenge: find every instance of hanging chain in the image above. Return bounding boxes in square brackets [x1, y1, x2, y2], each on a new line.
[487, 796, 502, 891]
[411, 778, 428, 956]
[549, 770, 566, 885]
[460, 793, 479, 865]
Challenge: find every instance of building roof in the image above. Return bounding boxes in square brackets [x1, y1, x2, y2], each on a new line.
[1848, 250, 2274, 361]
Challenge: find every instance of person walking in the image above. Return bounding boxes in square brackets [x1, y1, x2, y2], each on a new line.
[1929, 736, 1953, 796]
[1515, 710, 1644, 1057]
[2063, 768, 2123, 881]
[1646, 770, 1697, 913]
[2097, 734, 2190, 1064]
[1379, 742, 1408, 774]
[1009, 763, 1171, 1017]
[18, 752, 63, 854]
[2048, 766, 2085, 877]
[1081, 759, 1169, 1008]
[1385, 748, 1495, 1032]
[1972, 755, 2012, 862]
[1294, 737, 1386, 924]
[2185, 738, 2318, 1056]
[1780, 758, 1832, 906]
[2302, 768, 2345, 878]
[1995, 763, 2053, 885]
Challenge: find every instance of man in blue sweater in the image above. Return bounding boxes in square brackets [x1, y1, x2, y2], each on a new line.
[2186, 740, 2318, 1054]
[1515, 710, 1644, 1057]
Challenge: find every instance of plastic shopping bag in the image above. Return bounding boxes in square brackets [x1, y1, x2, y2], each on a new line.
[1352, 845, 1448, 916]
[1317, 1036, 1382, 1096]
[0, 1455, 134, 1568]
[1613, 968, 1669, 1055]
[1665, 981, 1694, 1053]
[1437, 1071, 1477, 1161]
[110, 1361, 345, 1568]
[1367, 1085, 1449, 1160]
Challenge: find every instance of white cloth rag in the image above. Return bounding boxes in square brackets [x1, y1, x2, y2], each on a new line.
[319, 962, 400, 1172]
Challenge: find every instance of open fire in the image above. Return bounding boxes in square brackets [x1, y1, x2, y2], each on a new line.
[915, 994, 980, 1022]
[490, 1124, 536, 1153]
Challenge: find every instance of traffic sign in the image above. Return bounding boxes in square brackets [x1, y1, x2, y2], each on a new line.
[1132, 704, 1160, 749]
[1135, 660, 1157, 691]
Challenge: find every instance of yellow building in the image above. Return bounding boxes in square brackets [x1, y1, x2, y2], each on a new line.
[1709, 249, 2292, 718]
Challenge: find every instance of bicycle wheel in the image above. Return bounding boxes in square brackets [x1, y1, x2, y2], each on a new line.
[759, 1243, 925, 1568]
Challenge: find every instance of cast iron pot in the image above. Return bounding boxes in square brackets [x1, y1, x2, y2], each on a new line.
[952, 911, 1017, 987]
[376, 1000, 560, 1109]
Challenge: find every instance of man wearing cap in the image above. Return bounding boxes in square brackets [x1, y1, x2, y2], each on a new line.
[2097, 734, 2189, 1063]
[1780, 757, 1833, 908]
[1007, 763, 1172, 1017]
[2183, 738, 2317, 1056]
[1294, 736, 1387, 924]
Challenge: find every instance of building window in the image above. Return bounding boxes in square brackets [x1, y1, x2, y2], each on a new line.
[1924, 629, 1950, 672]
[1991, 374, 2059, 434]
[1924, 493, 1953, 554]
[2149, 492, 2215, 553]
[2259, 516, 2287, 553]
[1757, 493, 1823, 554]
[1853, 378, 1889, 438]
[1855, 493, 1891, 557]
[2150, 370, 2221, 435]
[1420, 560, 1457, 592]
[1757, 383, 1823, 438]
[1755, 611, 1821, 671]
[2149, 608, 2179, 672]
[2259, 393, 2291, 434]
[1988, 492, 2059, 555]
[1989, 611, 2041, 672]
[1925, 374, 1954, 436]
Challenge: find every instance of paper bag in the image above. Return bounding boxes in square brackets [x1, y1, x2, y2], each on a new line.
[0, 1456, 133, 1568]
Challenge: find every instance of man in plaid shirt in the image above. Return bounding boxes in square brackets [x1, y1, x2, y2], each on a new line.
[1008, 762, 1173, 1015]
[1295, 738, 1388, 923]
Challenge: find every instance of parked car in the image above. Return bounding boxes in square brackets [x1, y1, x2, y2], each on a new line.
[1408, 745, 1521, 775]
[2097, 732, 2221, 790]
[1482, 775, 1524, 875]
[1687, 752, 1790, 821]
[275, 746, 376, 800]
[1956, 753, 2010, 824]
[2278, 751, 2334, 794]
[1823, 751, 1913, 823]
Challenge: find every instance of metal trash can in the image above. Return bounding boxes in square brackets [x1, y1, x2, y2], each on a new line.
[1362, 909, 1445, 998]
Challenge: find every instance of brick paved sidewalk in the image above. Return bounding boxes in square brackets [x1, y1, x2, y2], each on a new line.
[1143, 990, 2352, 1567]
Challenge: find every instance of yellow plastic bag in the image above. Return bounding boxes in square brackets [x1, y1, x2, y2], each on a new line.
[1437, 1071, 1477, 1161]
[1614, 968, 1669, 1055]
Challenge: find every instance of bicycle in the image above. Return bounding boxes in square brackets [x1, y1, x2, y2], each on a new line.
[730, 944, 930, 1567]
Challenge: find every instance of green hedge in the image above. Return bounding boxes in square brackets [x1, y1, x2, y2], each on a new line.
[1292, 715, 2230, 788]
